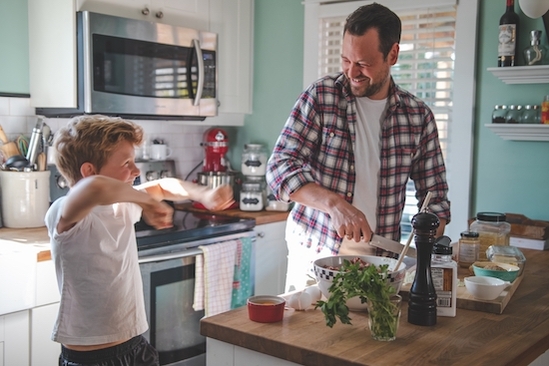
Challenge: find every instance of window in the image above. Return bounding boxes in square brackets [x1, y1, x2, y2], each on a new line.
[303, 0, 478, 242]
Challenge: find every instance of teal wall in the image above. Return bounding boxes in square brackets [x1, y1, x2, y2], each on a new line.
[473, 1, 549, 221]
[0, 0, 29, 94]
[226, 0, 304, 169]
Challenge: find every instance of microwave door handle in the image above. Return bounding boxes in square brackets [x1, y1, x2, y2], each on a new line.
[192, 39, 204, 106]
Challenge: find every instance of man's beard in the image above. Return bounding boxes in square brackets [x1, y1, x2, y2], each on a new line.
[347, 76, 384, 98]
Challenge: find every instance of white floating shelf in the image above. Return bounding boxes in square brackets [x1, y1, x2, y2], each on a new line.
[485, 124, 549, 141]
[487, 65, 549, 84]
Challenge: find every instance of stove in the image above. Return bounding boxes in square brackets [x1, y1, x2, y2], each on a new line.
[135, 209, 255, 252]
[131, 160, 256, 253]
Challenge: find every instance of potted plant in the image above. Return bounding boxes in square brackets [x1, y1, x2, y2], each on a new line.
[315, 259, 402, 341]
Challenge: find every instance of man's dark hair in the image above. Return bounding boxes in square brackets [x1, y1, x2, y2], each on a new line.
[343, 3, 402, 59]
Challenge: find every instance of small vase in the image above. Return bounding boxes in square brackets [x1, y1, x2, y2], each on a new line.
[365, 294, 402, 341]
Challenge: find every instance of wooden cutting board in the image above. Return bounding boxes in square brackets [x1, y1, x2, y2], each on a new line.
[399, 266, 524, 314]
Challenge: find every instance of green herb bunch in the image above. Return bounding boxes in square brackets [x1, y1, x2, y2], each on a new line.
[315, 259, 397, 334]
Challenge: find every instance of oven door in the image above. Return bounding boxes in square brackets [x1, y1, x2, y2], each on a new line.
[139, 248, 205, 366]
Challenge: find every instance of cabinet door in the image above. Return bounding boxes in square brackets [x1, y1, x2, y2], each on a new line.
[30, 303, 60, 366]
[1, 311, 30, 366]
[254, 221, 288, 296]
[28, 0, 77, 108]
[209, 0, 253, 116]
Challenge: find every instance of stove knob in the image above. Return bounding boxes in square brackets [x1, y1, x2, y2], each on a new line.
[57, 175, 68, 189]
[146, 171, 159, 181]
[160, 170, 171, 179]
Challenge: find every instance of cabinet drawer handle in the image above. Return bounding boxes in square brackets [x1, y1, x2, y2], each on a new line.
[257, 232, 265, 238]
[141, 7, 150, 15]
[156, 11, 164, 19]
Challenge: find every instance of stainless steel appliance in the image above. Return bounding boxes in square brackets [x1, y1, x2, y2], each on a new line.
[36, 11, 218, 120]
[137, 219, 255, 366]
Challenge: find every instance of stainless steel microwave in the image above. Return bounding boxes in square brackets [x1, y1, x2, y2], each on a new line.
[36, 11, 218, 121]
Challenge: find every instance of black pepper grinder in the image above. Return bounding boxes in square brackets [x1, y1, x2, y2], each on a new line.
[407, 210, 439, 326]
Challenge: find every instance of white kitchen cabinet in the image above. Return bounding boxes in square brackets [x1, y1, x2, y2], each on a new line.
[28, 0, 253, 125]
[208, 0, 253, 117]
[253, 221, 288, 296]
[0, 310, 30, 366]
[30, 303, 60, 366]
[76, 0, 211, 31]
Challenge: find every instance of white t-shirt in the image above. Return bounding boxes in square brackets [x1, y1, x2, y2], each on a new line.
[353, 96, 388, 233]
[45, 197, 148, 345]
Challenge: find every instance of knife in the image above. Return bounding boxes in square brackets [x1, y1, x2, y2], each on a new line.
[369, 234, 417, 259]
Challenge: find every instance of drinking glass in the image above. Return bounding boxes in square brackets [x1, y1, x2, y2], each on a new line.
[365, 294, 402, 341]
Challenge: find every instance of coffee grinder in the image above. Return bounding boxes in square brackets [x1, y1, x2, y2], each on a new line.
[192, 127, 239, 209]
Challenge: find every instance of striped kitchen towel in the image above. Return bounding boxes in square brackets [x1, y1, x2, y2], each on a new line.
[231, 236, 254, 309]
[193, 240, 238, 317]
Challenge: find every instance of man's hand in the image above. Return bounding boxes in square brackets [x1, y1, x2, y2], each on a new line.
[141, 200, 174, 230]
[328, 200, 373, 242]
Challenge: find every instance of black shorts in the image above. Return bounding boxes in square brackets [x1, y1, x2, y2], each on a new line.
[59, 335, 159, 366]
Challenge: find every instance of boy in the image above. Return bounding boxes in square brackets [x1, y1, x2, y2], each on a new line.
[45, 115, 233, 366]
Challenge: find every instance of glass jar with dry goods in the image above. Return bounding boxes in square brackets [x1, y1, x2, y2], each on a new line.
[239, 177, 266, 211]
[469, 212, 511, 260]
[458, 231, 480, 268]
[241, 144, 268, 176]
[492, 105, 507, 124]
[505, 105, 522, 124]
[521, 105, 541, 124]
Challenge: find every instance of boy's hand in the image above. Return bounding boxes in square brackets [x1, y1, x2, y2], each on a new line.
[142, 200, 174, 229]
[201, 185, 235, 211]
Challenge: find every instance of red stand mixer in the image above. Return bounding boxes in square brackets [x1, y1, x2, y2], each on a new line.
[192, 127, 239, 210]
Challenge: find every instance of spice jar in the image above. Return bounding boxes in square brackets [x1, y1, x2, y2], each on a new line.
[505, 105, 522, 124]
[458, 231, 480, 268]
[241, 144, 268, 176]
[492, 105, 507, 124]
[431, 236, 457, 317]
[469, 212, 511, 260]
[239, 177, 266, 211]
[521, 104, 540, 124]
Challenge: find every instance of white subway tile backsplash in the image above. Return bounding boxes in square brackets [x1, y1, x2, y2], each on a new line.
[0, 98, 9, 116]
[9, 97, 34, 116]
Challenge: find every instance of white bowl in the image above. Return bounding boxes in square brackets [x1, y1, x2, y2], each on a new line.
[464, 276, 511, 301]
[313, 255, 407, 311]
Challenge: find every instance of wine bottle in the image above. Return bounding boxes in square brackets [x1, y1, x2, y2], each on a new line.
[498, 0, 520, 67]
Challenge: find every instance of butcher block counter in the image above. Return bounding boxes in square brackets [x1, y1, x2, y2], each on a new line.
[200, 248, 549, 366]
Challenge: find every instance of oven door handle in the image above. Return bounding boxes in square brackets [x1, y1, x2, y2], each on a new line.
[138, 247, 203, 264]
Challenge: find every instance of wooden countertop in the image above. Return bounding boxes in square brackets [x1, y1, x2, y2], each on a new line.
[0, 226, 51, 261]
[200, 249, 549, 366]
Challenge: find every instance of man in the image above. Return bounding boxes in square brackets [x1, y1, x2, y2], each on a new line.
[266, 3, 451, 292]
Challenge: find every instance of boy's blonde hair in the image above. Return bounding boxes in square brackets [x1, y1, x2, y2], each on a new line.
[53, 115, 144, 187]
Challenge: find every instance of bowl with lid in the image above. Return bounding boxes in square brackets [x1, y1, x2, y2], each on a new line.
[486, 245, 526, 276]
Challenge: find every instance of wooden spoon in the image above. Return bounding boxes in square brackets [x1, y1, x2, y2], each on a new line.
[0, 125, 21, 158]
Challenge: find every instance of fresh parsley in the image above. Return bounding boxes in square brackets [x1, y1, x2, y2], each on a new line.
[315, 259, 399, 339]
